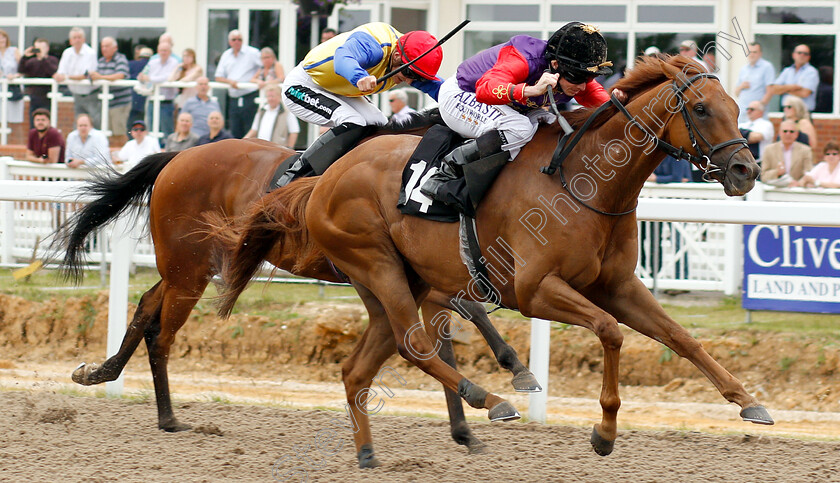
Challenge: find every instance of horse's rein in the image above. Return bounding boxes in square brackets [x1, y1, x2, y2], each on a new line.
[671, 74, 750, 181]
[541, 73, 748, 216]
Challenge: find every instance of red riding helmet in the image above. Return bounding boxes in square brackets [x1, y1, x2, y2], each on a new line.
[396, 31, 442, 81]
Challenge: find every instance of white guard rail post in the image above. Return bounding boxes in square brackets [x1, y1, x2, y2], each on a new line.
[528, 318, 551, 423]
[106, 215, 133, 396]
[0, 177, 132, 396]
[0, 157, 13, 264]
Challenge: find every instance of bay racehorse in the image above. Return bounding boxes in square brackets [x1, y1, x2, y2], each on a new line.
[219, 56, 772, 467]
[58, 136, 538, 452]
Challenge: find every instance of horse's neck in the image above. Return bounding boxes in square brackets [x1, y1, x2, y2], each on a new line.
[564, 88, 675, 212]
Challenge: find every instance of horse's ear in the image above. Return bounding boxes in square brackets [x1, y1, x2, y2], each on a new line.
[658, 59, 681, 81]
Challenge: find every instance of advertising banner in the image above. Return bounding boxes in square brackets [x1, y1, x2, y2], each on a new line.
[743, 225, 840, 313]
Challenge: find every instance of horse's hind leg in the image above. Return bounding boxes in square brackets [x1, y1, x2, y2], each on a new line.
[594, 277, 773, 425]
[427, 291, 541, 393]
[72, 281, 164, 385]
[144, 282, 207, 432]
[420, 301, 485, 454]
[341, 283, 400, 469]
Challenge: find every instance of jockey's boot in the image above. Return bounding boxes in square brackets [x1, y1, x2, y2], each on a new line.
[419, 129, 507, 214]
[274, 122, 374, 188]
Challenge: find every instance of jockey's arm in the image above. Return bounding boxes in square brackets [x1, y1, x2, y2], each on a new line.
[333, 32, 385, 90]
[410, 78, 442, 101]
[474, 46, 531, 105]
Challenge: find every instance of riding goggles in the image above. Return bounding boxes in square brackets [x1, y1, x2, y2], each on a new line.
[562, 70, 596, 85]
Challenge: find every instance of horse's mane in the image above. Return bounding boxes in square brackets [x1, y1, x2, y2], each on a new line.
[562, 55, 707, 130]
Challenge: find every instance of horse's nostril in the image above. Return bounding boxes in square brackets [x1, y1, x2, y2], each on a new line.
[733, 163, 749, 176]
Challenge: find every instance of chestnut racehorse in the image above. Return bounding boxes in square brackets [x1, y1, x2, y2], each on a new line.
[58, 137, 537, 453]
[219, 56, 772, 467]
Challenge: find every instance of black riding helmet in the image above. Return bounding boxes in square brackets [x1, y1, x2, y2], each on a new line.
[545, 22, 613, 83]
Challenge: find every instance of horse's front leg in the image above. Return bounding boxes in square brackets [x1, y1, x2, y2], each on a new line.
[518, 274, 623, 456]
[592, 276, 773, 425]
[425, 291, 541, 393]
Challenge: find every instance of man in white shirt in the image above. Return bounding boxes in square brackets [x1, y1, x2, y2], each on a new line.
[53, 27, 100, 128]
[735, 43, 775, 123]
[738, 101, 775, 163]
[244, 85, 299, 148]
[66, 113, 111, 168]
[388, 89, 416, 124]
[138, 42, 179, 138]
[215, 30, 262, 138]
[763, 44, 819, 111]
[112, 120, 161, 168]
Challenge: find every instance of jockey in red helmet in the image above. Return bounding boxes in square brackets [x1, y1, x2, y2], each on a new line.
[276, 23, 443, 188]
[421, 22, 627, 213]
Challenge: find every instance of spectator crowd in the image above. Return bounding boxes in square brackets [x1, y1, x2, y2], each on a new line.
[2, 25, 839, 192]
[637, 38, 838, 190]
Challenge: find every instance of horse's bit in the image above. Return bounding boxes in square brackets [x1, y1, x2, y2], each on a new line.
[542, 72, 749, 216]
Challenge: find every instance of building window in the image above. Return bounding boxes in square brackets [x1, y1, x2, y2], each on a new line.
[637, 5, 715, 24]
[25, 26, 92, 57]
[466, 4, 540, 22]
[464, 31, 541, 58]
[755, 34, 835, 113]
[98, 27, 167, 60]
[27, 1, 90, 17]
[550, 4, 627, 24]
[338, 8, 371, 33]
[100, 1, 164, 18]
[0, 26, 18, 45]
[0, 2, 17, 17]
[757, 6, 834, 25]
[206, 9, 239, 79]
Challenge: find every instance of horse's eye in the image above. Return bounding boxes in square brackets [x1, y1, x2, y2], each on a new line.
[694, 103, 706, 115]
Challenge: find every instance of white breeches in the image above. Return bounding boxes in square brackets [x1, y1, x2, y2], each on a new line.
[437, 76, 555, 159]
[282, 64, 388, 127]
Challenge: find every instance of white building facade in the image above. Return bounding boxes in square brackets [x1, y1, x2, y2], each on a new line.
[1, 0, 837, 116]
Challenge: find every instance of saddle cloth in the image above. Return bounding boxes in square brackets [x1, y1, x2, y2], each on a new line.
[397, 124, 464, 222]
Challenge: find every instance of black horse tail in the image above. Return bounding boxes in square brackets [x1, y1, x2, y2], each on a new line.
[58, 151, 180, 283]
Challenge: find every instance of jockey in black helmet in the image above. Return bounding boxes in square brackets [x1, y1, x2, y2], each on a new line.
[421, 22, 627, 214]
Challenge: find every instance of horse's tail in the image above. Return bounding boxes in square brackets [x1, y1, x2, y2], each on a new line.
[58, 151, 180, 283]
[216, 177, 319, 319]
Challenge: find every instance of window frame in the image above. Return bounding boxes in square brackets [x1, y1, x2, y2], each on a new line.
[461, 0, 723, 82]
[752, 0, 839, 116]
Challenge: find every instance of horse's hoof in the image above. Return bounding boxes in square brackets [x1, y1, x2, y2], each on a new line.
[160, 420, 193, 432]
[71, 362, 100, 385]
[590, 426, 615, 456]
[357, 444, 380, 469]
[488, 401, 520, 422]
[740, 405, 774, 425]
[511, 371, 543, 393]
[467, 438, 488, 455]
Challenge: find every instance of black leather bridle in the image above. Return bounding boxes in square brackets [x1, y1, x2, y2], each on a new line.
[542, 73, 749, 216]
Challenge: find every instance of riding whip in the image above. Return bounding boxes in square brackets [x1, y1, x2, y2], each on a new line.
[377, 20, 470, 84]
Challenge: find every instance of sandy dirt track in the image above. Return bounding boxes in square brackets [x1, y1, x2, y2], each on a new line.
[2, 390, 840, 483]
[3, 293, 840, 481]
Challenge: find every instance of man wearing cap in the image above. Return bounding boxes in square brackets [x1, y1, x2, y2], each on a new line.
[128, 46, 152, 131]
[112, 120, 160, 168]
[678, 40, 710, 72]
[420, 22, 626, 212]
[275, 22, 443, 187]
